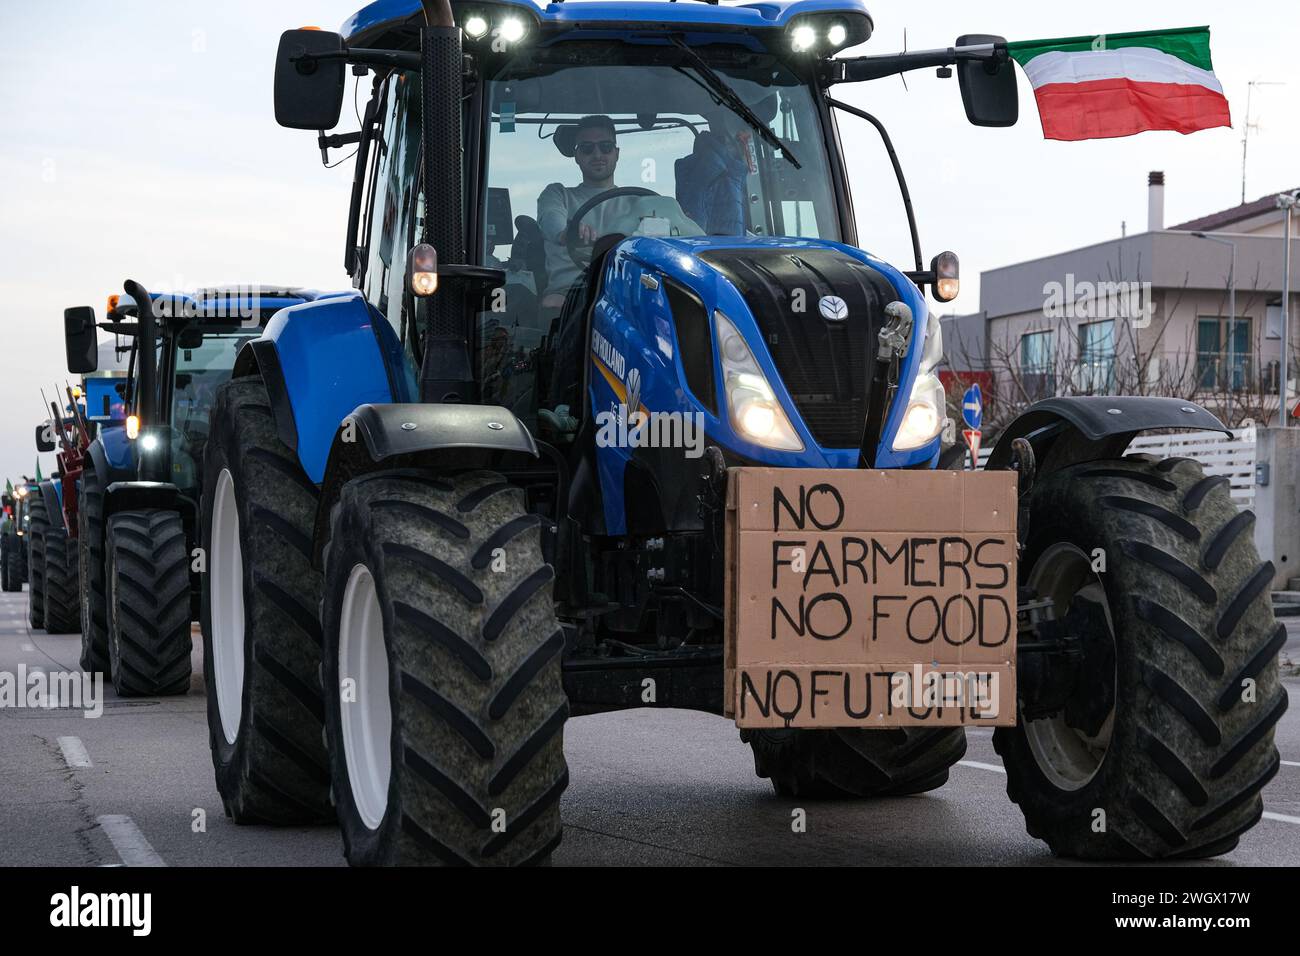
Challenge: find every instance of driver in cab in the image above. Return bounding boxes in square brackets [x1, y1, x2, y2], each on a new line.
[537, 114, 699, 308]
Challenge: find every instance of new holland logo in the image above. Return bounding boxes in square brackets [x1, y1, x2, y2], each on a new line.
[819, 295, 849, 321]
[625, 366, 642, 414]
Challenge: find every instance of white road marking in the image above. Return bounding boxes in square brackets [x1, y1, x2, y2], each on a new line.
[21, 642, 34, 651]
[1281, 760, 1300, 768]
[57, 736, 92, 768]
[97, 815, 166, 867]
[1263, 812, 1300, 826]
[957, 760, 1006, 773]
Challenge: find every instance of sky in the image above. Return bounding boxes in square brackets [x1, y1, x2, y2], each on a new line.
[2, 0, 1298, 482]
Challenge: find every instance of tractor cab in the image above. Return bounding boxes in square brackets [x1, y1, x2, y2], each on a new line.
[470, 33, 849, 434]
[278, 0, 1002, 456]
[66, 285, 316, 496]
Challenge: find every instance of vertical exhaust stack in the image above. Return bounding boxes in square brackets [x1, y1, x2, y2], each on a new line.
[418, 0, 473, 403]
[1148, 170, 1165, 232]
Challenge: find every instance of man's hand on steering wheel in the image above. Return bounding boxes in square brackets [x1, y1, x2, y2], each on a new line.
[564, 186, 659, 270]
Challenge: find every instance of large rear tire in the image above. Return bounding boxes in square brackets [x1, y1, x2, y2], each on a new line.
[78, 461, 111, 674]
[106, 510, 192, 696]
[995, 456, 1287, 859]
[742, 726, 967, 798]
[201, 378, 332, 823]
[42, 525, 81, 635]
[321, 471, 569, 865]
[25, 489, 50, 628]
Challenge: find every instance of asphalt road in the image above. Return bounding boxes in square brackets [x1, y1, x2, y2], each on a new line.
[2, 586, 1298, 867]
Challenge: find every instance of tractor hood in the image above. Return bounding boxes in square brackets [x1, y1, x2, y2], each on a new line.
[613, 235, 936, 469]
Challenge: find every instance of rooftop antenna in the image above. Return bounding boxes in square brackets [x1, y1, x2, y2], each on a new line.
[899, 28, 909, 91]
[1241, 79, 1284, 205]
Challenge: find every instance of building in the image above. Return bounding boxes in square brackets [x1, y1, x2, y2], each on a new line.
[952, 174, 1300, 431]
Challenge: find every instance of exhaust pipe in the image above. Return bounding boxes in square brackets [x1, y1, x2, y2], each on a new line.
[122, 279, 166, 482]
[417, 0, 474, 403]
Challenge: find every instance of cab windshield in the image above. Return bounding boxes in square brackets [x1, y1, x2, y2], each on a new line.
[168, 326, 258, 490]
[476, 49, 840, 419]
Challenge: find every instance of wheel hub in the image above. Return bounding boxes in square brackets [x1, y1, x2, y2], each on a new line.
[1021, 544, 1118, 792]
[338, 563, 392, 831]
[210, 469, 245, 746]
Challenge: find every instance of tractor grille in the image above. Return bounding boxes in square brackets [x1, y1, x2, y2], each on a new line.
[698, 248, 897, 448]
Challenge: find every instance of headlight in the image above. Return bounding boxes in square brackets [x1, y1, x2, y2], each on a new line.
[498, 17, 526, 43]
[715, 311, 803, 452]
[790, 25, 816, 52]
[788, 15, 866, 53]
[892, 307, 948, 451]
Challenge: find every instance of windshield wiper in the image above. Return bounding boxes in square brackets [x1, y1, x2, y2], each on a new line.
[667, 36, 801, 170]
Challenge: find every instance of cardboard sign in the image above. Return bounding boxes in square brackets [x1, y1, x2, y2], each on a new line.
[724, 468, 1018, 729]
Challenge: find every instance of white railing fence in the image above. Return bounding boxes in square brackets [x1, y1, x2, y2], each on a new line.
[975, 427, 1256, 510]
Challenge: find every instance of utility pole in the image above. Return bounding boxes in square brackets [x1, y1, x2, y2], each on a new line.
[1279, 190, 1300, 426]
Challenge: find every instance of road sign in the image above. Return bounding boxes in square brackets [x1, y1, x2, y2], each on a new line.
[962, 383, 983, 430]
[963, 428, 982, 468]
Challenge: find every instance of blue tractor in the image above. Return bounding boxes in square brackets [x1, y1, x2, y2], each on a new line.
[201, 0, 1284, 864]
[62, 284, 318, 695]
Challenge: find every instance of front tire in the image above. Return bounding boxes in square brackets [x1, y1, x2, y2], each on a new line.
[106, 510, 192, 696]
[742, 726, 967, 798]
[995, 456, 1287, 859]
[201, 378, 332, 823]
[25, 490, 50, 628]
[78, 461, 111, 674]
[42, 524, 81, 634]
[321, 471, 569, 865]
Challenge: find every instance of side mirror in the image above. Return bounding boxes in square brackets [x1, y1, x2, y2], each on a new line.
[64, 306, 99, 373]
[274, 29, 347, 130]
[35, 423, 56, 453]
[957, 34, 1018, 127]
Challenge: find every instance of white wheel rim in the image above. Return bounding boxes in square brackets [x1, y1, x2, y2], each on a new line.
[1023, 543, 1117, 792]
[339, 563, 392, 830]
[210, 468, 245, 745]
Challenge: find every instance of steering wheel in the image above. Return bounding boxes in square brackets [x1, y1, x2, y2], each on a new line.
[564, 187, 660, 270]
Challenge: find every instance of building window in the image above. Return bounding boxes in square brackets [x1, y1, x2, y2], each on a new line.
[1077, 319, 1115, 394]
[1197, 316, 1251, 392]
[1019, 330, 1055, 400]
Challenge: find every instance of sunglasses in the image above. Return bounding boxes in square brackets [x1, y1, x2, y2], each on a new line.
[576, 140, 617, 156]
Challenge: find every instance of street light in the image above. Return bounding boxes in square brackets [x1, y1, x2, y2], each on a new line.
[1193, 231, 1238, 425]
[1278, 189, 1300, 427]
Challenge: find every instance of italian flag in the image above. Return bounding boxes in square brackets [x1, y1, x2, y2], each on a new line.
[1008, 27, 1231, 141]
